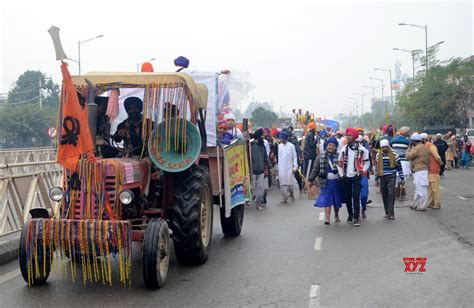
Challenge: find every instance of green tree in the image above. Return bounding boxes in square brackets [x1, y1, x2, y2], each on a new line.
[396, 56, 472, 130]
[1, 70, 59, 148]
[7, 70, 59, 108]
[233, 109, 243, 121]
[243, 101, 274, 119]
[0, 104, 57, 148]
[251, 106, 278, 127]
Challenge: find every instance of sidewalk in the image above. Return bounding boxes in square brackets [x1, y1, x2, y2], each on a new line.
[0, 231, 20, 265]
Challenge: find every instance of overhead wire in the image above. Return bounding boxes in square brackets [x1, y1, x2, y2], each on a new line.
[0, 95, 40, 106]
[0, 88, 39, 95]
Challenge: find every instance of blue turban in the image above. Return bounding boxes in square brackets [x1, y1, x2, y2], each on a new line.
[387, 125, 394, 137]
[324, 137, 338, 150]
[174, 56, 189, 68]
[279, 130, 290, 140]
[319, 129, 328, 138]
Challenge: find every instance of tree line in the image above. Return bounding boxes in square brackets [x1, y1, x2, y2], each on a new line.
[347, 50, 472, 132]
[0, 70, 59, 148]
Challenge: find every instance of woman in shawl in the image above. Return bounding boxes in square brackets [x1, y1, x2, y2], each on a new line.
[308, 137, 343, 225]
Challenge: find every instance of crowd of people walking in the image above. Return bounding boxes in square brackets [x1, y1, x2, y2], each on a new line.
[242, 122, 473, 227]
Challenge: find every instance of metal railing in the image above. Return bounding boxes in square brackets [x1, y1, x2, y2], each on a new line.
[0, 160, 63, 235]
[0, 147, 56, 164]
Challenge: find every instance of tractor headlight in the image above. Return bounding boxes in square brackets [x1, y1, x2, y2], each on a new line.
[119, 190, 134, 205]
[49, 187, 63, 202]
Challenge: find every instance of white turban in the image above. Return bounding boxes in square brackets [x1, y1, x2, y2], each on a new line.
[380, 139, 390, 147]
[223, 113, 235, 121]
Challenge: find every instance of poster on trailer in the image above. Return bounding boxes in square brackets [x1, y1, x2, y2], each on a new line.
[223, 141, 250, 216]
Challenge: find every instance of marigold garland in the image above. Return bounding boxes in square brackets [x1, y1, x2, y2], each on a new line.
[24, 218, 132, 287]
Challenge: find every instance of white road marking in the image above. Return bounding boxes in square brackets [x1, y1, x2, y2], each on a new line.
[458, 196, 468, 201]
[439, 186, 445, 190]
[314, 237, 322, 251]
[319, 212, 325, 221]
[0, 269, 20, 285]
[309, 284, 321, 308]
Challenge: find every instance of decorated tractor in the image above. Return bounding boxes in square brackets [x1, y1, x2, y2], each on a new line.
[18, 26, 250, 289]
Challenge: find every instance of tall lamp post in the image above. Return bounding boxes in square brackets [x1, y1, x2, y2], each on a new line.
[369, 77, 385, 125]
[362, 85, 381, 111]
[78, 34, 104, 75]
[137, 57, 156, 72]
[353, 92, 369, 116]
[369, 77, 384, 102]
[398, 23, 428, 72]
[347, 97, 358, 117]
[374, 68, 393, 108]
[393, 48, 423, 78]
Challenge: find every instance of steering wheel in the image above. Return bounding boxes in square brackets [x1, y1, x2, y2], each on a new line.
[109, 133, 144, 157]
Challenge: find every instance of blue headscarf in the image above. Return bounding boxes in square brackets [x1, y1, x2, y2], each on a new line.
[279, 130, 290, 140]
[319, 129, 328, 138]
[174, 56, 189, 68]
[323, 137, 338, 150]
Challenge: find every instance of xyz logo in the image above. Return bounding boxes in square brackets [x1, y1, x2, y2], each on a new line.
[403, 257, 427, 273]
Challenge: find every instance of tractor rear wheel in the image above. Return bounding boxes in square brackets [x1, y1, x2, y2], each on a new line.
[19, 220, 52, 286]
[220, 203, 244, 237]
[143, 218, 170, 289]
[170, 166, 213, 265]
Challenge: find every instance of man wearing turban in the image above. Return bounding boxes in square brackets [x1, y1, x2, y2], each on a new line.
[303, 122, 317, 178]
[174, 56, 190, 72]
[251, 129, 272, 210]
[174, 56, 230, 75]
[112, 97, 145, 155]
[223, 113, 243, 140]
[278, 130, 298, 203]
[338, 127, 370, 226]
[390, 126, 411, 201]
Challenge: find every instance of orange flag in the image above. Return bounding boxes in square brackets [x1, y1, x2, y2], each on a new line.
[57, 62, 94, 171]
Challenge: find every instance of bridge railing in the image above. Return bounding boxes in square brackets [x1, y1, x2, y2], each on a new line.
[0, 161, 63, 235]
[0, 147, 56, 164]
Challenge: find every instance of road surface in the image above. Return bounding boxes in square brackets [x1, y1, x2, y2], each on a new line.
[0, 169, 472, 307]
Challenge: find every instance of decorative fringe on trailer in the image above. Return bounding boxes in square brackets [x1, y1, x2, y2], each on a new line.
[25, 218, 132, 287]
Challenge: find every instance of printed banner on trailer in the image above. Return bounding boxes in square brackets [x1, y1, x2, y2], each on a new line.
[223, 141, 250, 210]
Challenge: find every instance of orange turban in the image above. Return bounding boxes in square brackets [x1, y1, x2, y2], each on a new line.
[307, 122, 316, 130]
[141, 62, 154, 72]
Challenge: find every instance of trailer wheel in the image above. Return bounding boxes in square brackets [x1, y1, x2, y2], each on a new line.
[220, 203, 244, 237]
[143, 218, 170, 289]
[170, 166, 213, 265]
[19, 220, 52, 286]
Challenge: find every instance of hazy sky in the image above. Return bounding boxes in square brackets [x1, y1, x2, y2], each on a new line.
[1, 0, 472, 118]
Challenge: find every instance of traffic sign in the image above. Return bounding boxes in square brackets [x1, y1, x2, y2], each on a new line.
[48, 127, 57, 138]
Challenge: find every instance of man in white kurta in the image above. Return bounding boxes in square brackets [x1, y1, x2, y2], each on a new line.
[278, 131, 298, 203]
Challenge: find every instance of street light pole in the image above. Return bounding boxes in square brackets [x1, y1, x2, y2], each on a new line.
[347, 97, 358, 116]
[354, 93, 369, 115]
[369, 77, 384, 103]
[393, 48, 422, 79]
[398, 23, 428, 72]
[78, 34, 104, 75]
[374, 68, 393, 108]
[78, 41, 81, 75]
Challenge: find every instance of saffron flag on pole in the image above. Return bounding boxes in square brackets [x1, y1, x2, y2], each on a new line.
[57, 62, 94, 171]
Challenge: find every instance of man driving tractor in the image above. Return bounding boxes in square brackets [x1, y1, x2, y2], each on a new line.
[112, 96, 145, 155]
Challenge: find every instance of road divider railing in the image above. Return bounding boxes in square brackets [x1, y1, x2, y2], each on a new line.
[0, 147, 56, 164]
[0, 160, 63, 235]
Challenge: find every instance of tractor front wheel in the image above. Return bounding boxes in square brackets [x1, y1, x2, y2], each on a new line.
[142, 218, 170, 289]
[170, 166, 213, 265]
[19, 220, 52, 286]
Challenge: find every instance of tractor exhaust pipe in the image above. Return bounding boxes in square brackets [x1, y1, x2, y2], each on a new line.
[85, 79, 97, 148]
